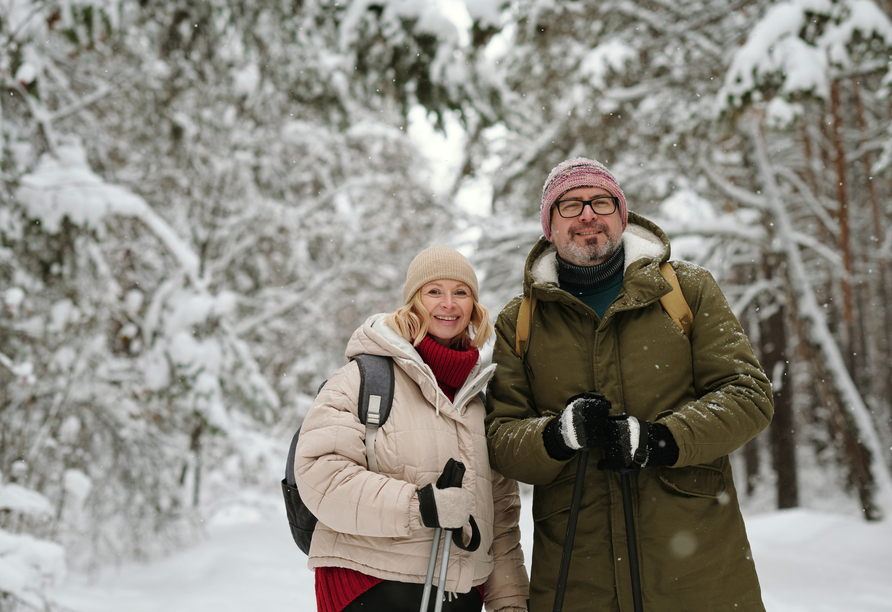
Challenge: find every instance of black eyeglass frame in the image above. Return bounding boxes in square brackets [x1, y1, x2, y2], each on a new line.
[554, 196, 619, 218]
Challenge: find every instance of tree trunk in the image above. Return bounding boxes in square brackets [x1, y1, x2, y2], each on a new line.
[829, 80, 855, 363]
[760, 254, 798, 509]
[799, 118, 818, 197]
[852, 79, 891, 419]
[190, 420, 204, 508]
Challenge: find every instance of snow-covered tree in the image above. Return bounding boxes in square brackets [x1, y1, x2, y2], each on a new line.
[459, 0, 892, 519]
[1, 0, 479, 588]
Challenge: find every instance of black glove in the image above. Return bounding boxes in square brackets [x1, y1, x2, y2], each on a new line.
[597, 416, 679, 471]
[543, 392, 611, 459]
[417, 459, 471, 529]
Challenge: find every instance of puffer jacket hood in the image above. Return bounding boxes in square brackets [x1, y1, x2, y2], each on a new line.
[345, 314, 493, 417]
[296, 314, 529, 611]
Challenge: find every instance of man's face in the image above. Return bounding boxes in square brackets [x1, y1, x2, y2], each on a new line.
[549, 186, 624, 266]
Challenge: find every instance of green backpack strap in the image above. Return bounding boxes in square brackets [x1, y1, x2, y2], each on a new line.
[659, 262, 693, 337]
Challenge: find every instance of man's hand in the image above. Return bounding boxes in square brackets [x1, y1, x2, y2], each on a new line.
[597, 416, 680, 471]
[557, 391, 611, 451]
[597, 415, 649, 470]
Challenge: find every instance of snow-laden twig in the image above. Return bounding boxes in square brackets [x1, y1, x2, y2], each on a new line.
[791, 231, 847, 272]
[699, 154, 767, 210]
[730, 278, 776, 317]
[746, 118, 892, 520]
[773, 166, 838, 239]
[12, 81, 57, 156]
[49, 85, 114, 123]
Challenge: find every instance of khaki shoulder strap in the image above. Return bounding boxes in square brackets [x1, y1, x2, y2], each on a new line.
[514, 262, 691, 356]
[515, 295, 538, 356]
[659, 262, 693, 337]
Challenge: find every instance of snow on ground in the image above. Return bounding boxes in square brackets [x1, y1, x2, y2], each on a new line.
[53, 490, 892, 612]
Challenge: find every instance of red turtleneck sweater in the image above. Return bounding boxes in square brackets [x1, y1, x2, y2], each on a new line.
[315, 336, 482, 612]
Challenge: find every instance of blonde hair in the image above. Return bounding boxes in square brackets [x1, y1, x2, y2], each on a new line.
[386, 290, 492, 350]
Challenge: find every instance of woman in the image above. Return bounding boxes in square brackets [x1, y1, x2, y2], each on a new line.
[294, 244, 529, 612]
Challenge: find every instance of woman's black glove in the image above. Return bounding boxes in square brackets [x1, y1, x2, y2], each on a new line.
[417, 458, 470, 529]
[416, 485, 470, 529]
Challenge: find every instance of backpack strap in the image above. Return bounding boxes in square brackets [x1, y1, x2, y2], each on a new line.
[515, 295, 538, 356]
[658, 262, 693, 337]
[353, 354, 395, 473]
[514, 263, 692, 357]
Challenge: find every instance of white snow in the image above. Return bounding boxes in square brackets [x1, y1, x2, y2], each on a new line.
[0, 530, 67, 609]
[0, 483, 53, 517]
[49, 490, 892, 612]
[580, 40, 637, 89]
[719, 0, 830, 106]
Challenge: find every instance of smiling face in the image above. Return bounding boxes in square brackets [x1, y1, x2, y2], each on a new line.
[419, 279, 474, 346]
[549, 186, 624, 266]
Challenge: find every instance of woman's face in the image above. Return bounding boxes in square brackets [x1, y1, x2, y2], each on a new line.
[419, 279, 474, 346]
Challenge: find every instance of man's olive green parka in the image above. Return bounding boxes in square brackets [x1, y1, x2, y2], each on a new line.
[485, 213, 774, 612]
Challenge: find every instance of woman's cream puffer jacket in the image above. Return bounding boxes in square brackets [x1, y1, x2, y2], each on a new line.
[294, 314, 529, 611]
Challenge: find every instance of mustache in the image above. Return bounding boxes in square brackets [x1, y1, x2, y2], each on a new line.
[570, 222, 608, 234]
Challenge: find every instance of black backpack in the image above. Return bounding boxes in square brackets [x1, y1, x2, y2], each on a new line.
[281, 354, 395, 555]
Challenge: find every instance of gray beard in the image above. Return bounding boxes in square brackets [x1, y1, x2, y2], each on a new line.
[560, 233, 622, 266]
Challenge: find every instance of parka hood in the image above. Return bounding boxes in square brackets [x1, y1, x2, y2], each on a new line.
[524, 211, 670, 293]
[345, 313, 495, 416]
[345, 312, 421, 364]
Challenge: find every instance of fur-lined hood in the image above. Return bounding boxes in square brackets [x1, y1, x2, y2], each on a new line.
[524, 211, 669, 291]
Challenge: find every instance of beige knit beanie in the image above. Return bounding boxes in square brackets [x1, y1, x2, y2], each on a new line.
[402, 244, 479, 304]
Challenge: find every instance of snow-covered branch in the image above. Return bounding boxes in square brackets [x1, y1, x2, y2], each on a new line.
[657, 219, 766, 244]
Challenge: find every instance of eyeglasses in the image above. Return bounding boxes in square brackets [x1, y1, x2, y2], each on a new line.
[554, 196, 618, 218]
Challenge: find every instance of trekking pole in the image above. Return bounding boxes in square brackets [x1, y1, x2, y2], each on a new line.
[620, 469, 644, 612]
[420, 459, 466, 612]
[420, 527, 441, 611]
[552, 449, 588, 612]
[434, 527, 453, 612]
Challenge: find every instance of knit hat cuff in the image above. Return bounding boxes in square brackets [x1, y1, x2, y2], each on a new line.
[403, 244, 479, 304]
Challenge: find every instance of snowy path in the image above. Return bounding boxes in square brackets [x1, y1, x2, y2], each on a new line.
[54, 494, 892, 612]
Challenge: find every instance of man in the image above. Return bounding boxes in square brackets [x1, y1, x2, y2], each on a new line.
[484, 157, 774, 611]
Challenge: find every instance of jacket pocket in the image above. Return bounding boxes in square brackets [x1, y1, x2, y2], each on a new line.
[531, 473, 575, 521]
[532, 457, 609, 522]
[655, 463, 726, 499]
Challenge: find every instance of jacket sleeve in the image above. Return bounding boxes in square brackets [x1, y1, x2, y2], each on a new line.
[293, 362, 423, 538]
[660, 264, 775, 467]
[482, 470, 529, 612]
[484, 297, 572, 486]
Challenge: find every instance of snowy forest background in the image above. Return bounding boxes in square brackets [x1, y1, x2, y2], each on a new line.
[2, 0, 892, 609]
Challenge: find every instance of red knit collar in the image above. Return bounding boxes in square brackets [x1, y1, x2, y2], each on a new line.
[416, 335, 479, 391]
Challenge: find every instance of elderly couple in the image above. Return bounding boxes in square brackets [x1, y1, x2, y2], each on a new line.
[294, 158, 774, 612]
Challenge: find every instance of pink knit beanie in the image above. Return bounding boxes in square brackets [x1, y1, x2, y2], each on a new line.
[540, 157, 628, 241]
